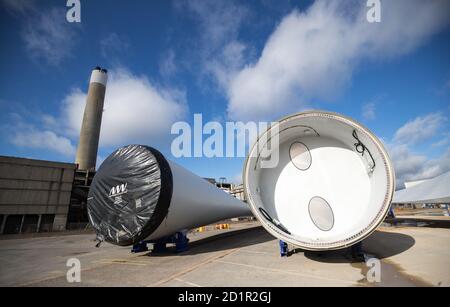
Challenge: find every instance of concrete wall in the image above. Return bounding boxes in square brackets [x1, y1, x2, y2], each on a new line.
[0, 156, 76, 233]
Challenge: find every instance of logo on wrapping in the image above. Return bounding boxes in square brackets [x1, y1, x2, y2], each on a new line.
[109, 183, 128, 205]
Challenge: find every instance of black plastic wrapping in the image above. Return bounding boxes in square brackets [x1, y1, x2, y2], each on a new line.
[87, 145, 173, 246]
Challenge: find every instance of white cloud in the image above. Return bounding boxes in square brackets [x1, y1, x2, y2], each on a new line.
[159, 49, 177, 78]
[387, 112, 450, 189]
[432, 132, 450, 148]
[12, 130, 76, 157]
[62, 69, 187, 148]
[436, 78, 450, 96]
[205, 41, 248, 90]
[393, 112, 447, 145]
[180, 0, 248, 49]
[226, 0, 450, 121]
[20, 6, 79, 65]
[8, 69, 187, 157]
[389, 144, 450, 189]
[100, 33, 130, 63]
[9, 115, 76, 157]
[176, 0, 250, 90]
[362, 102, 376, 120]
[1, 0, 35, 15]
[2, 1, 80, 65]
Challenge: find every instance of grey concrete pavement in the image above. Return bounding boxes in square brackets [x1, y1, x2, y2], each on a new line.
[364, 226, 450, 287]
[0, 222, 448, 287]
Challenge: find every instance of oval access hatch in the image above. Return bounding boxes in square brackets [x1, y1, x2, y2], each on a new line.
[308, 196, 334, 231]
[289, 142, 312, 170]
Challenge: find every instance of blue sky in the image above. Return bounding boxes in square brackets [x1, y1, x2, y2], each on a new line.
[0, 0, 449, 187]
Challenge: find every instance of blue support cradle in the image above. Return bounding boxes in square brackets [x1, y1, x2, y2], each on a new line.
[279, 240, 289, 257]
[131, 231, 190, 254]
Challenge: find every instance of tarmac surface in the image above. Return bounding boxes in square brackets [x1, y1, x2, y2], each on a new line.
[0, 220, 449, 287]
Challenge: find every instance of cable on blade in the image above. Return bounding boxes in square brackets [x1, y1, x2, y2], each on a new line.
[259, 207, 291, 235]
[352, 130, 376, 172]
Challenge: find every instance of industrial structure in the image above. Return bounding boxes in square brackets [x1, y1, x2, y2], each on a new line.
[230, 184, 245, 202]
[0, 156, 76, 234]
[0, 66, 251, 236]
[391, 171, 450, 213]
[204, 178, 234, 193]
[0, 67, 108, 235]
[0, 154, 99, 235]
[75, 67, 108, 171]
[1, 65, 446, 250]
[393, 171, 450, 204]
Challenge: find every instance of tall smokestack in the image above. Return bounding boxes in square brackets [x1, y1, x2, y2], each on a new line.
[75, 67, 108, 171]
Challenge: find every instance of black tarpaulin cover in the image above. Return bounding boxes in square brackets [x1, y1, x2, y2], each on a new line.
[87, 145, 173, 246]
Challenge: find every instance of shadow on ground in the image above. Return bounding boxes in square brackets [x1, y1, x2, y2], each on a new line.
[139, 227, 415, 264]
[143, 226, 274, 257]
[303, 230, 415, 264]
[386, 217, 450, 229]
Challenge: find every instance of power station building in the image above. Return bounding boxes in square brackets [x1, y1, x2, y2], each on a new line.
[0, 66, 247, 235]
[0, 156, 76, 234]
[0, 67, 107, 235]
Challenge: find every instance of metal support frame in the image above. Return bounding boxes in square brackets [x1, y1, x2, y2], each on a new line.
[387, 206, 396, 219]
[0, 215, 7, 234]
[277, 240, 365, 260]
[279, 240, 289, 257]
[36, 215, 42, 233]
[131, 241, 149, 253]
[173, 231, 189, 253]
[19, 215, 25, 234]
[131, 231, 190, 254]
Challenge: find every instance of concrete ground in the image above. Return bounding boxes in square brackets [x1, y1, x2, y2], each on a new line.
[0, 221, 448, 287]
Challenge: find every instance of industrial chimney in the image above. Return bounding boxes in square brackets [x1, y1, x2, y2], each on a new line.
[75, 67, 108, 171]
